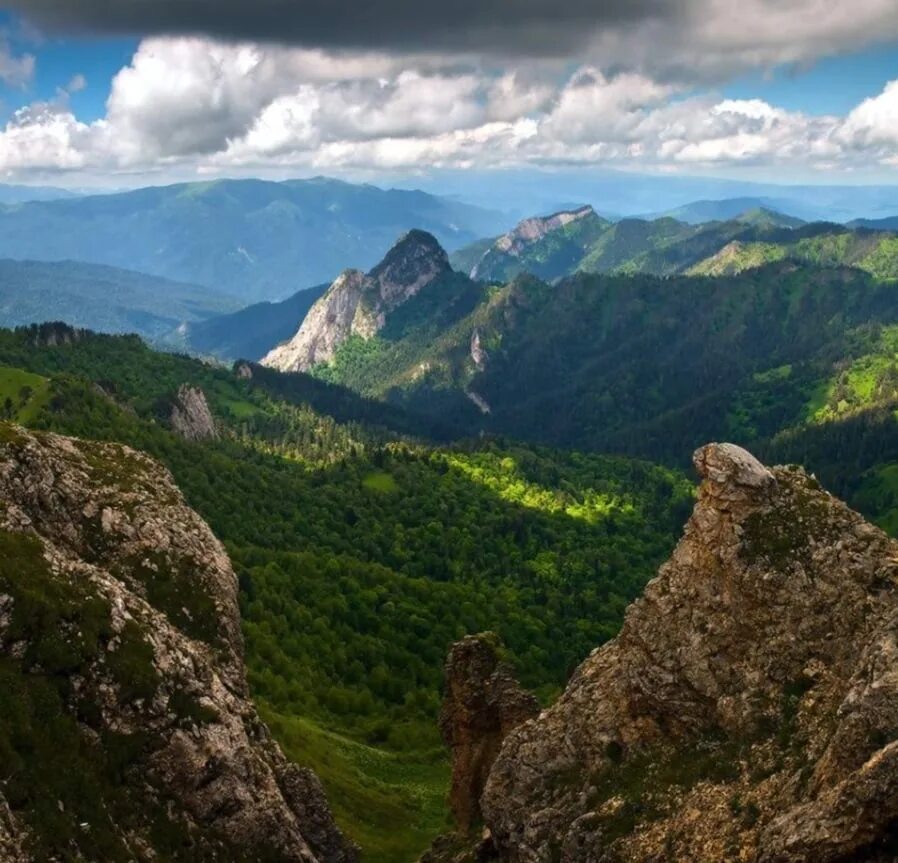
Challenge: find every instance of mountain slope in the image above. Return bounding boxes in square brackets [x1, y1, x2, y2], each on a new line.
[850, 215, 898, 231]
[689, 225, 898, 280]
[0, 183, 77, 204]
[437, 442, 898, 862]
[651, 197, 803, 224]
[0, 177, 507, 302]
[0, 259, 239, 340]
[295, 237, 898, 465]
[0, 423, 355, 862]
[180, 283, 329, 361]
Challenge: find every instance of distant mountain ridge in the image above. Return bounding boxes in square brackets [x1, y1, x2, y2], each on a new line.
[0, 177, 508, 302]
[0, 183, 77, 204]
[451, 207, 897, 283]
[466, 205, 610, 282]
[177, 283, 329, 361]
[0, 259, 238, 341]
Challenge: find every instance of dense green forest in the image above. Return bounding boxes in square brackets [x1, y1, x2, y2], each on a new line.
[310, 261, 898, 465]
[450, 208, 898, 284]
[0, 324, 694, 861]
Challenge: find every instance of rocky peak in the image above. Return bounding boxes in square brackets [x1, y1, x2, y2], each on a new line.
[469, 443, 898, 862]
[439, 634, 539, 835]
[261, 231, 452, 373]
[170, 383, 218, 441]
[368, 229, 451, 309]
[493, 206, 596, 257]
[0, 424, 356, 862]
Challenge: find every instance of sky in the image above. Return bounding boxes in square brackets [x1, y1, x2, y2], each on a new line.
[0, 1, 898, 188]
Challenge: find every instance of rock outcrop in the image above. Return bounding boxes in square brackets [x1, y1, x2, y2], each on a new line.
[457, 442, 898, 862]
[262, 230, 451, 373]
[170, 384, 218, 441]
[0, 424, 356, 862]
[470, 207, 596, 279]
[440, 634, 540, 834]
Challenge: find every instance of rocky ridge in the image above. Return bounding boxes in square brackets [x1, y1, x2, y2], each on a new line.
[262, 230, 451, 373]
[0, 424, 356, 862]
[470, 206, 597, 279]
[437, 443, 898, 862]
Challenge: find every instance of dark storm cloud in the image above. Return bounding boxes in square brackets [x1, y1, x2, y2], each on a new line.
[10, 0, 682, 56]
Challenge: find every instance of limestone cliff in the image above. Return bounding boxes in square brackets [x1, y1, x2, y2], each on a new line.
[170, 383, 218, 441]
[262, 230, 451, 373]
[0, 424, 356, 862]
[447, 443, 898, 862]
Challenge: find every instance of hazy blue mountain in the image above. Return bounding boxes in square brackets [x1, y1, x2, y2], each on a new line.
[0, 177, 508, 302]
[402, 167, 898, 223]
[0, 183, 78, 204]
[651, 198, 805, 225]
[180, 283, 329, 361]
[0, 259, 238, 340]
[849, 215, 898, 231]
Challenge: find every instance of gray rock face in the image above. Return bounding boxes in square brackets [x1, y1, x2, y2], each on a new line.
[476, 443, 898, 862]
[170, 384, 218, 441]
[0, 424, 357, 862]
[262, 230, 451, 373]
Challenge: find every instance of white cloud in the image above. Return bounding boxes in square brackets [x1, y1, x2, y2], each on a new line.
[838, 80, 898, 151]
[0, 35, 896, 180]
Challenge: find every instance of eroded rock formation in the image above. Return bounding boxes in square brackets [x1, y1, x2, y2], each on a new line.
[446, 442, 898, 862]
[440, 634, 540, 833]
[0, 424, 356, 862]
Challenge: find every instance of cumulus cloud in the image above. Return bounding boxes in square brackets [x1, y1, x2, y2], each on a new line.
[838, 81, 898, 152]
[0, 35, 895, 180]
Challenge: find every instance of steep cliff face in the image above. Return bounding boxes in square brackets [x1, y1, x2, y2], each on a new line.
[465, 443, 898, 862]
[0, 424, 356, 862]
[262, 230, 451, 373]
[170, 384, 218, 441]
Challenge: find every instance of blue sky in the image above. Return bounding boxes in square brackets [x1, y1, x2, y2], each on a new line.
[722, 43, 898, 116]
[1, 4, 897, 187]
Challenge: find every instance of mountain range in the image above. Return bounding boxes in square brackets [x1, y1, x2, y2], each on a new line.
[7, 174, 898, 862]
[0, 177, 507, 302]
[260, 213, 898, 475]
